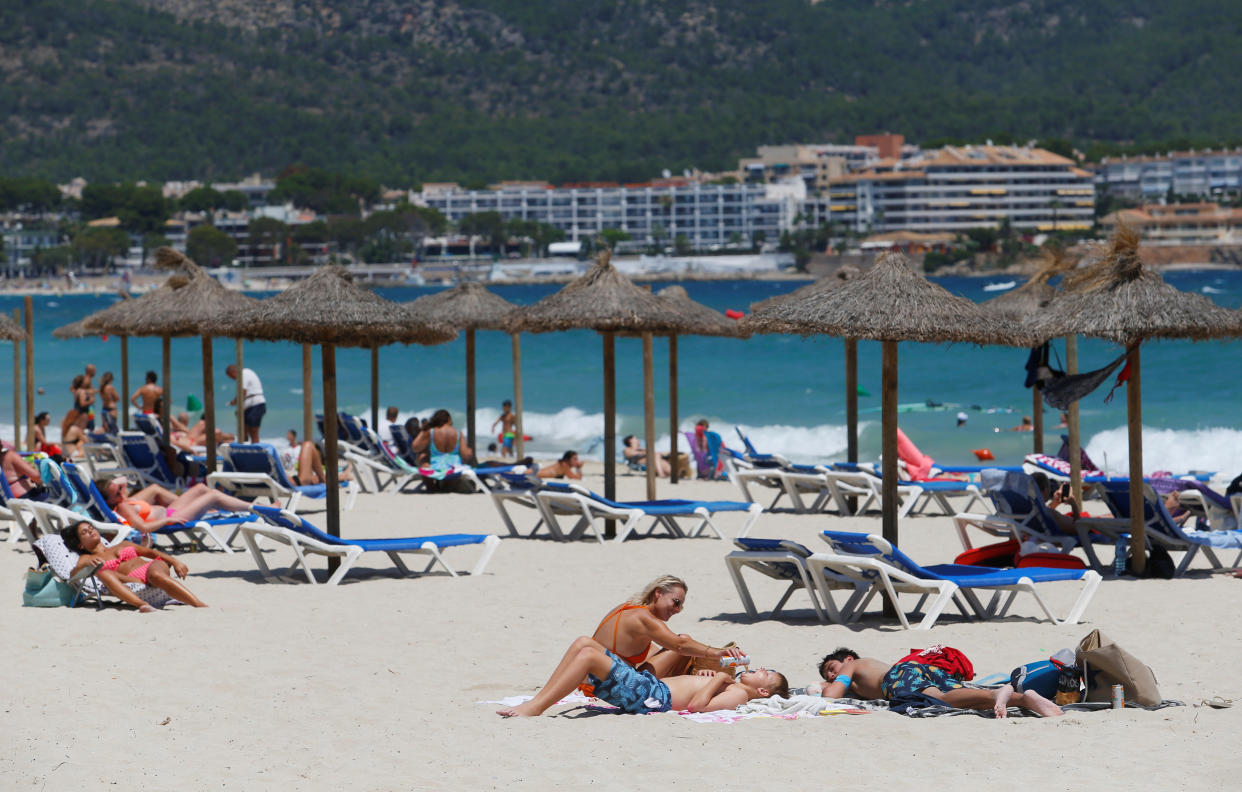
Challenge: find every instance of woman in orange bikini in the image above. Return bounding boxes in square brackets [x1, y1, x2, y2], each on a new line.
[60, 521, 207, 611]
[587, 575, 746, 681]
[94, 474, 253, 537]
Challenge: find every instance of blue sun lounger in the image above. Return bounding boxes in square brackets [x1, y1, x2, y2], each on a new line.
[725, 536, 868, 624]
[208, 443, 357, 513]
[532, 481, 763, 543]
[1094, 481, 1242, 576]
[239, 505, 500, 585]
[810, 529, 1101, 630]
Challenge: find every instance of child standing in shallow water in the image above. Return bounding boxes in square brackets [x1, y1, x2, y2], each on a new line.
[491, 400, 517, 457]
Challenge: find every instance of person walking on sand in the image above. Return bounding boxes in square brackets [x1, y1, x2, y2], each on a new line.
[130, 371, 163, 415]
[226, 364, 266, 443]
[810, 647, 1063, 717]
[491, 399, 517, 457]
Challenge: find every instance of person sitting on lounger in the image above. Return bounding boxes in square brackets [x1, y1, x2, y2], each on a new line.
[411, 409, 475, 471]
[1030, 471, 1079, 535]
[95, 474, 253, 537]
[539, 450, 584, 479]
[622, 434, 672, 477]
[2, 441, 44, 497]
[168, 410, 235, 453]
[60, 520, 206, 611]
[807, 647, 1063, 718]
[586, 575, 747, 681]
[496, 635, 787, 717]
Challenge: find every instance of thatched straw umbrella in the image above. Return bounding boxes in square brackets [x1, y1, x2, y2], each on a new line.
[745, 252, 1034, 555]
[748, 266, 865, 468]
[510, 251, 695, 531]
[203, 266, 456, 552]
[405, 282, 520, 457]
[982, 248, 1075, 456]
[3, 310, 27, 448]
[54, 294, 134, 431]
[84, 249, 260, 472]
[1026, 227, 1242, 573]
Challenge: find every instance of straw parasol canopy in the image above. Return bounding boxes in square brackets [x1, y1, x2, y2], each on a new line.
[0, 311, 27, 342]
[1025, 227, 1242, 573]
[744, 251, 1035, 566]
[653, 285, 749, 339]
[748, 265, 860, 314]
[405, 281, 520, 455]
[204, 265, 457, 554]
[510, 250, 699, 518]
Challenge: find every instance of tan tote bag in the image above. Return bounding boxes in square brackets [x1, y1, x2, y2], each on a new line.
[1075, 629, 1161, 706]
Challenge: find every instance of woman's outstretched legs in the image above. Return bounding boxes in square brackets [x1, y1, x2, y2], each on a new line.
[167, 483, 252, 517]
[95, 568, 151, 610]
[144, 561, 207, 607]
[498, 636, 616, 717]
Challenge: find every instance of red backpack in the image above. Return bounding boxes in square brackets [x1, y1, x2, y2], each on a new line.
[897, 645, 975, 681]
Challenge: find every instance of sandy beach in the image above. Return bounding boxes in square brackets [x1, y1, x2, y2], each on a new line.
[2, 468, 1238, 791]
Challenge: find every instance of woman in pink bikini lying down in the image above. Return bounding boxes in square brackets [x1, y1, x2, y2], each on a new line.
[60, 521, 207, 611]
[94, 474, 253, 538]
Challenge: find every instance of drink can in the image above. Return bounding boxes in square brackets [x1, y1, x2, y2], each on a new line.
[720, 655, 750, 668]
[1111, 684, 1125, 709]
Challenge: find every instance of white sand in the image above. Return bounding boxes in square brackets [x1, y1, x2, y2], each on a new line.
[2, 472, 1238, 790]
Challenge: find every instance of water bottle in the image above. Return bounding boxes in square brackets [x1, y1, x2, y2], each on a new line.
[720, 655, 750, 668]
[1113, 535, 1128, 577]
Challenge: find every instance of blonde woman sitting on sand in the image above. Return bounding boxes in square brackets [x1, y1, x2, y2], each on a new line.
[95, 474, 252, 537]
[60, 520, 206, 611]
[585, 575, 746, 683]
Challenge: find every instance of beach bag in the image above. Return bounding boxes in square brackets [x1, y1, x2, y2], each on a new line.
[898, 646, 974, 681]
[954, 539, 1018, 568]
[1008, 659, 1060, 699]
[1075, 629, 1160, 706]
[22, 566, 77, 607]
[1130, 545, 1174, 579]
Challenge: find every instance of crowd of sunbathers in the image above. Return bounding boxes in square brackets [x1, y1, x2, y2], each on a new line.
[496, 575, 1063, 718]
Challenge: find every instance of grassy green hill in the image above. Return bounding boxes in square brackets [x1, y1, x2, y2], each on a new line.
[4, 0, 1242, 185]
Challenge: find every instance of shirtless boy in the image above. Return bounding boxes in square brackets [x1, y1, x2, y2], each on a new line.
[131, 370, 163, 414]
[491, 400, 517, 457]
[497, 635, 788, 717]
[811, 647, 1063, 718]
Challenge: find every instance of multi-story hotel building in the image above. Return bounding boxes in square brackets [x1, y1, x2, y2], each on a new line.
[1093, 149, 1242, 199]
[1099, 202, 1242, 245]
[800, 144, 1095, 234]
[415, 179, 793, 248]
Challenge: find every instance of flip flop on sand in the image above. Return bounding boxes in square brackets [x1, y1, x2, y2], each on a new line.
[1200, 696, 1233, 709]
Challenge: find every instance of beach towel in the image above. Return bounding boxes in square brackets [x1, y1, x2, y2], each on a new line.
[684, 429, 725, 479]
[483, 693, 883, 722]
[896, 428, 934, 481]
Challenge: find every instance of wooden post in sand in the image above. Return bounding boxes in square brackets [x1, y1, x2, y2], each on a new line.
[160, 336, 171, 438]
[668, 335, 679, 484]
[201, 336, 216, 472]
[322, 343, 341, 575]
[302, 344, 313, 445]
[24, 297, 34, 453]
[1125, 344, 1146, 575]
[12, 309, 21, 451]
[370, 345, 380, 435]
[602, 331, 616, 539]
[1066, 336, 1082, 509]
[120, 335, 130, 430]
[511, 333, 524, 460]
[642, 332, 657, 500]
[235, 340, 245, 439]
[465, 328, 476, 455]
[1032, 385, 1044, 454]
[880, 340, 899, 619]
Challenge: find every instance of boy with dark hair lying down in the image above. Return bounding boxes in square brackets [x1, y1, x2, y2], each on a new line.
[809, 647, 1064, 718]
[497, 636, 789, 717]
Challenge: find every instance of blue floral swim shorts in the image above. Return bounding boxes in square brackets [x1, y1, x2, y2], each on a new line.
[587, 650, 672, 713]
[880, 661, 964, 700]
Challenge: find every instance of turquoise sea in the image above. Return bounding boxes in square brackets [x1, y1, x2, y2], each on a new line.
[3, 270, 1241, 476]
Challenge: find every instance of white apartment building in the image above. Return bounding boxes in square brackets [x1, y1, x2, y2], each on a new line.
[1100, 202, 1242, 245]
[415, 180, 793, 248]
[1094, 149, 1242, 199]
[801, 145, 1095, 234]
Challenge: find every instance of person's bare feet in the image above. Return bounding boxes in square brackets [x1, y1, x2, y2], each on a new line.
[993, 683, 1014, 718]
[1023, 690, 1065, 717]
[138, 604, 155, 613]
[496, 701, 542, 717]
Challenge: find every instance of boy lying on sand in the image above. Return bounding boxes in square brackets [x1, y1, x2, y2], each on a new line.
[497, 636, 789, 717]
[808, 647, 1063, 718]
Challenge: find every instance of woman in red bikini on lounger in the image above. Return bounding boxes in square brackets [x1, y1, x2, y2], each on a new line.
[94, 474, 253, 538]
[60, 521, 207, 611]
[584, 575, 746, 685]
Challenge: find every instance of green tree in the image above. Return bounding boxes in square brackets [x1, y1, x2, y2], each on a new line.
[186, 224, 238, 267]
[32, 245, 72, 274]
[246, 217, 287, 265]
[71, 227, 130, 269]
[458, 211, 507, 253]
[598, 227, 632, 250]
[673, 233, 692, 255]
[269, 166, 379, 215]
[179, 186, 226, 213]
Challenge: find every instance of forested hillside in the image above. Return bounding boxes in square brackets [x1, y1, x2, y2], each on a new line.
[3, 0, 1241, 185]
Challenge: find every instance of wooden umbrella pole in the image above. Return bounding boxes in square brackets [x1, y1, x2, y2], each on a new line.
[12, 310, 20, 451]
[120, 335, 130, 431]
[201, 335, 216, 473]
[845, 338, 858, 463]
[642, 332, 657, 500]
[465, 328, 476, 456]
[24, 297, 33, 453]
[603, 331, 616, 539]
[370, 345, 379, 434]
[880, 340, 899, 619]
[160, 336, 171, 438]
[511, 333, 524, 460]
[322, 343, 341, 575]
[235, 340, 244, 439]
[1032, 384, 1044, 454]
[302, 344, 312, 444]
[1066, 335, 1082, 508]
[668, 335, 679, 484]
[1126, 343, 1146, 575]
